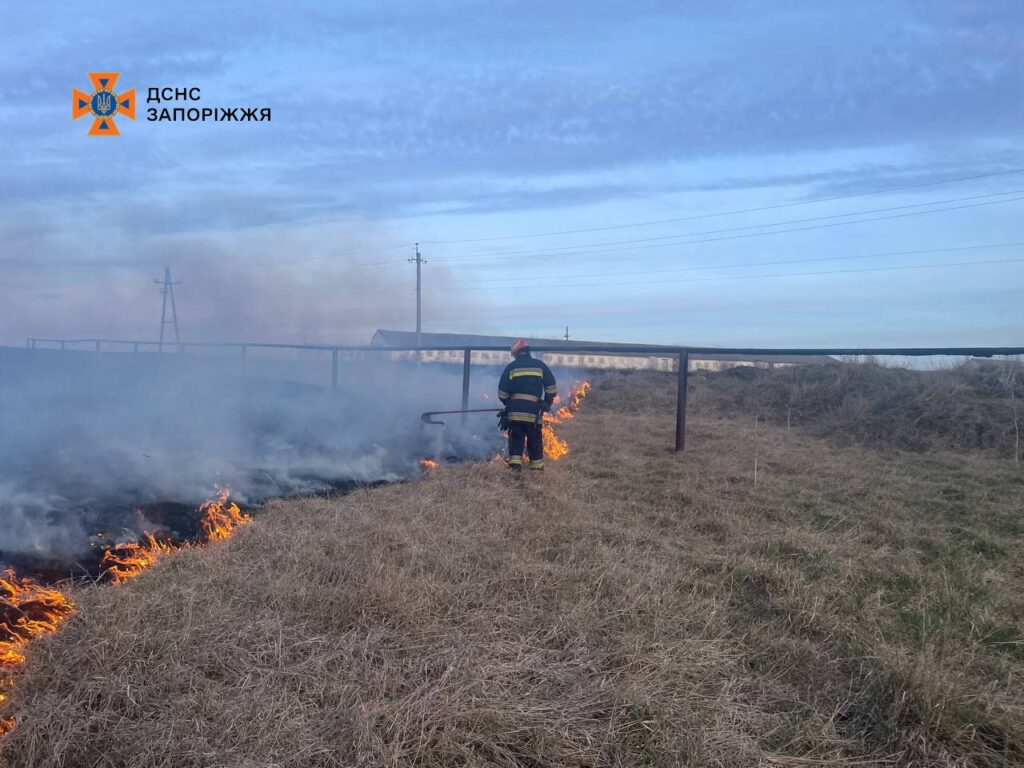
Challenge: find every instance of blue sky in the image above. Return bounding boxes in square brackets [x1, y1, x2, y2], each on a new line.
[1, 0, 1022, 347]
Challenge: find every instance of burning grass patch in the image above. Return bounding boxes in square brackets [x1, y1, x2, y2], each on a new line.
[0, 488, 250, 739]
[2, 371, 1022, 766]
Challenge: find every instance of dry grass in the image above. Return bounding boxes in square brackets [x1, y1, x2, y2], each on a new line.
[690, 360, 1024, 457]
[2, 371, 1022, 767]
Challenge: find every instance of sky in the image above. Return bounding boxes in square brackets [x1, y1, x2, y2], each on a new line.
[1, 0, 1022, 348]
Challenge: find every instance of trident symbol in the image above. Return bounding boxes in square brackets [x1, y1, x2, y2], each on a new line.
[95, 92, 113, 114]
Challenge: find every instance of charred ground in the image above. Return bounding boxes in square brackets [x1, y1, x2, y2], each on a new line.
[2, 363, 1022, 767]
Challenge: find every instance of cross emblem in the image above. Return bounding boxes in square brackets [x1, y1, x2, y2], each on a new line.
[72, 72, 136, 136]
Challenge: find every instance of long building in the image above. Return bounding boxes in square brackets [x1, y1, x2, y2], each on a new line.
[370, 330, 835, 372]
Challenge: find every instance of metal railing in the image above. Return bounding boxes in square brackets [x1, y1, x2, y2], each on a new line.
[26, 337, 1024, 357]
[22, 337, 1024, 451]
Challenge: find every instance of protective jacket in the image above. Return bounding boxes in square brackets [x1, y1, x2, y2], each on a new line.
[498, 352, 557, 423]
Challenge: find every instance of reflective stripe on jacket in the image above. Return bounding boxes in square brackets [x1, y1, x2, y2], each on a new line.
[498, 353, 557, 416]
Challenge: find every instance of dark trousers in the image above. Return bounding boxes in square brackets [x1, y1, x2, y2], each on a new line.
[508, 421, 544, 461]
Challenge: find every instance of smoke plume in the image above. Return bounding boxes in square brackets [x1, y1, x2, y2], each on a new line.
[0, 345, 503, 571]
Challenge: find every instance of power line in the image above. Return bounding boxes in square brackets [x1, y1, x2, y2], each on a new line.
[9, 167, 1021, 277]
[428, 190, 1024, 263]
[295, 194, 1024, 279]
[470, 257, 1024, 294]
[270, 251, 1024, 298]
[23, 251, 1007, 333]
[642, 256, 1024, 287]
[136, 165, 1024, 273]
[426, 242, 1024, 287]
[185, 165, 1024, 276]
[419, 167, 1024, 245]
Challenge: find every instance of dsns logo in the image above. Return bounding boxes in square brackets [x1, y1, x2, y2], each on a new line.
[72, 72, 135, 136]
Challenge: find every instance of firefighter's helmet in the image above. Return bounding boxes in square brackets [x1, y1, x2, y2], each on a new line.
[510, 339, 530, 356]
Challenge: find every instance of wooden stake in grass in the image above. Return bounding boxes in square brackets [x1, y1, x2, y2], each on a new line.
[1000, 362, 1021, 465]
[753, 413, 760, 487]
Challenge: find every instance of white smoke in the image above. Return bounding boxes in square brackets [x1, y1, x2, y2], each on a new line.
[0, 346, 503, 564]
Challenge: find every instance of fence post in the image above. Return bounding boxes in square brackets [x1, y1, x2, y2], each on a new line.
[675, 351, 689, 452]
[461, 348, 472, 423]
[331, 349, 339, 391]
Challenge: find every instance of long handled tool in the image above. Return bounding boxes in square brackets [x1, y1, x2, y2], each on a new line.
[420, 408, 502, 425]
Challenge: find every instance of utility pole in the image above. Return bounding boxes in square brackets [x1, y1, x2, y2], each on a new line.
[409, 243, 426, 360]
[154, 267, 181, 353]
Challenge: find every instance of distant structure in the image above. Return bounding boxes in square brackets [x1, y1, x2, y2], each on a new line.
[154, 267, 181, 353]
[370, 329, 835, 372]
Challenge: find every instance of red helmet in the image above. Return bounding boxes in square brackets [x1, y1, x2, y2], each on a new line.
[510, 339, 530, 356]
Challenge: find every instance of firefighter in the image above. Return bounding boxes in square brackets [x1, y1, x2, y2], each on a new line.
[498, 339, 557, 470]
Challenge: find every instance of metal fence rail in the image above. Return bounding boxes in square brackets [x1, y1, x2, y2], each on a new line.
[22, 337, 1024, 452]
[24, 337, 1024, 357]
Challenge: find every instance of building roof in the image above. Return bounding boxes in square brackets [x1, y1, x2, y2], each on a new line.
[372, 329, 656, 351]
[370, 330, 836, 365]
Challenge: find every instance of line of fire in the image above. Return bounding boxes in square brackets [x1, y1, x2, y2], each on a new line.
[0, 336, 595, 737]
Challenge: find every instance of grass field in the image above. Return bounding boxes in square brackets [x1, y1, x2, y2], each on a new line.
[2, 369, 1022, 767]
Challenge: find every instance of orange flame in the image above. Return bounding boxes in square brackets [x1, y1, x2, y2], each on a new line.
[198, 488, 250, 542]
[545, 380, 591, 425]
[419, 458, 439, 470]
[98, 489, 250, 583]
[0, 570, 75, 734]
[542, 423, 570, 460]
[99, 533, 177, 584]
[540, 380, 590, 461]
[0, 488, 249, 735]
